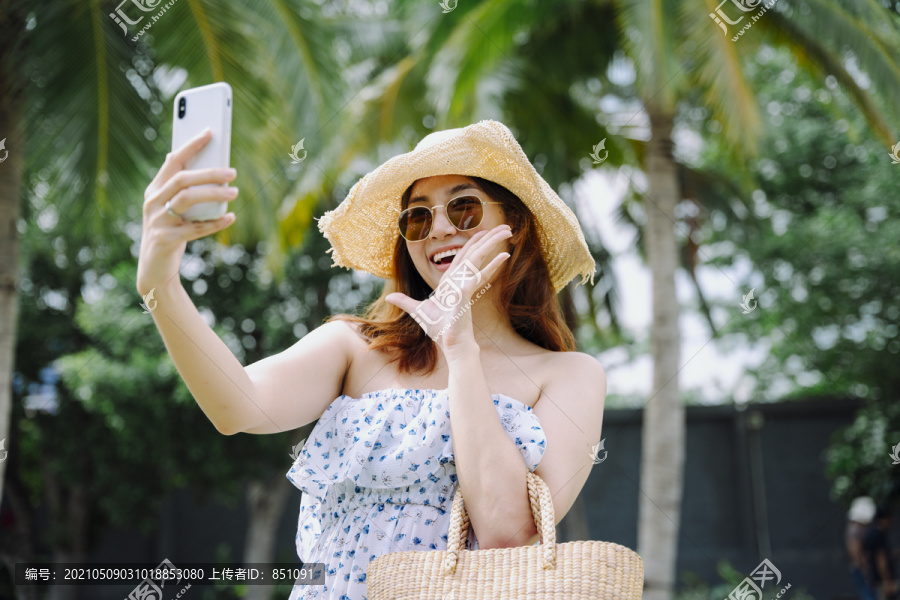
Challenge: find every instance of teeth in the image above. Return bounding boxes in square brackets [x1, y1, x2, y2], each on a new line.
[432, 248, 460, 263]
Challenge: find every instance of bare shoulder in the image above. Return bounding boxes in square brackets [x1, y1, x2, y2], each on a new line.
[539, 349, 605, 383]
[319, 318, 368, 348]
[560, 350, 606, 379]
[322, 319, 380, 379]
[537, 349, 607, 400]
[241, 318, 365, 434]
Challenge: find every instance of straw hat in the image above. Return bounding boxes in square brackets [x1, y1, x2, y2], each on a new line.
[316, 120, 596, 293]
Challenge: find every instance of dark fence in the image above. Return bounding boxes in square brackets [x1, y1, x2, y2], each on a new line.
[580, 396, 892, 599]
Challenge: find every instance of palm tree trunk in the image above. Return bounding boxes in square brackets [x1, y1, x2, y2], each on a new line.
[43, 468, 90, 600]
[0, 35, 24, 510]
[0, 469, 39, 600]
[244, 472, 292, 600]
[637, 108, 685, 600]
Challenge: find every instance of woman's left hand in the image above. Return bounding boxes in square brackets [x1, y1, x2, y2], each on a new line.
[385, 224, 512, 350]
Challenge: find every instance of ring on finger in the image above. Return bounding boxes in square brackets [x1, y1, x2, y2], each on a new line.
[165, 200, 185, 222]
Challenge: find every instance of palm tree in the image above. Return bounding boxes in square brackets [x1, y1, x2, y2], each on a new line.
[621, 3, 898, 596]
[310, 1, 900, 598]
[0, 2, 28, 538]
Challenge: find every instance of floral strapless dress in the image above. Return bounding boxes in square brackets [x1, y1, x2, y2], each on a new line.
[285, 388, 546, 600]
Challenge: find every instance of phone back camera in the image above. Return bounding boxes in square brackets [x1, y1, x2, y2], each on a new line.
[178, 97, 186, 119]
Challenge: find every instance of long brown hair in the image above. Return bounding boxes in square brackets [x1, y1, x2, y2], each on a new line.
[328, 176, 575, 374]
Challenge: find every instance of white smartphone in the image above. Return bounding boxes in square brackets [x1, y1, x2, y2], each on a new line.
[171, 82, 233, 221]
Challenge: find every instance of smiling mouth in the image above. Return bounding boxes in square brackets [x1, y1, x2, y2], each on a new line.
[430, 247, 461, 265]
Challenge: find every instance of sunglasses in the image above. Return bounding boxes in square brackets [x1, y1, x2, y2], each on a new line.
[398, 196, 503, 242]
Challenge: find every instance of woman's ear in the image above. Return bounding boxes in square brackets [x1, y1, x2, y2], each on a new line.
[510, 215, 526, 245]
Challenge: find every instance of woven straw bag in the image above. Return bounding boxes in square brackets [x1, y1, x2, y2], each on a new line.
[366, 470, 644, 599]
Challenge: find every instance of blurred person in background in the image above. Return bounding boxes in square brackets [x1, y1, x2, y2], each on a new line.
[863, 505, 897, 600]
[847, 496, 877, 600]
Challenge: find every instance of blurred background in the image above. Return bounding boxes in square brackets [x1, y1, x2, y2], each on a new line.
[1, 0, 899, 599]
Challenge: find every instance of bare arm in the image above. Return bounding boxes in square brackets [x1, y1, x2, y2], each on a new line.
[877, 549, 896, 593]
[147, 280, 260, 435]
[137, 128, 352, 436]
[145, 281, 355, 435]
[241, 319, 355, 434]
[848, 538, 863, 567]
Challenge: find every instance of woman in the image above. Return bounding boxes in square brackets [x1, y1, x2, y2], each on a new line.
[137, 120, 607, 600]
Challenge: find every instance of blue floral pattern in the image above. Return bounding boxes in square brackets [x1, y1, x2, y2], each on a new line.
[285, 388, 546, 600]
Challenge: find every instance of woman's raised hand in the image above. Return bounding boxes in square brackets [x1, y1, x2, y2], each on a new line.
[385, 224, 512, 349]
[136, 128, 238, 296]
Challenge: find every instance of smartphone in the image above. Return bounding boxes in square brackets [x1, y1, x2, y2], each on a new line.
[171, 82, 233, 221]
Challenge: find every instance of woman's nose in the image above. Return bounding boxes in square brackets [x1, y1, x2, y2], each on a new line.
[429, 205, 456, 238]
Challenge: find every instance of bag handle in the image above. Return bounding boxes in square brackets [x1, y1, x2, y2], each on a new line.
[442, 470, 557, 575]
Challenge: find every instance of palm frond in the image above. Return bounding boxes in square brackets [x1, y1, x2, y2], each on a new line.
[763, 9, 897, 144]
[423, 0, 567, 126]
[789, 0, 900, 116]
[22, 0, 162, 247]
[615, 0, 683, 112]
[678, 0, 763, 156]
[261, 0, 345, 123]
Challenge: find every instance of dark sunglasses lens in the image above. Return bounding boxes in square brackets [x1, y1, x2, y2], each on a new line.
[399, 207, 432, 241]
[447, 196, 483, 231]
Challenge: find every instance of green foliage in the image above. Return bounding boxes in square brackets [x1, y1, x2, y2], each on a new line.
[677, 560, 816, 600]
[825, 400, 900, 506]
[699, 46, 900, 505]
[704, 46, 900, 400]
